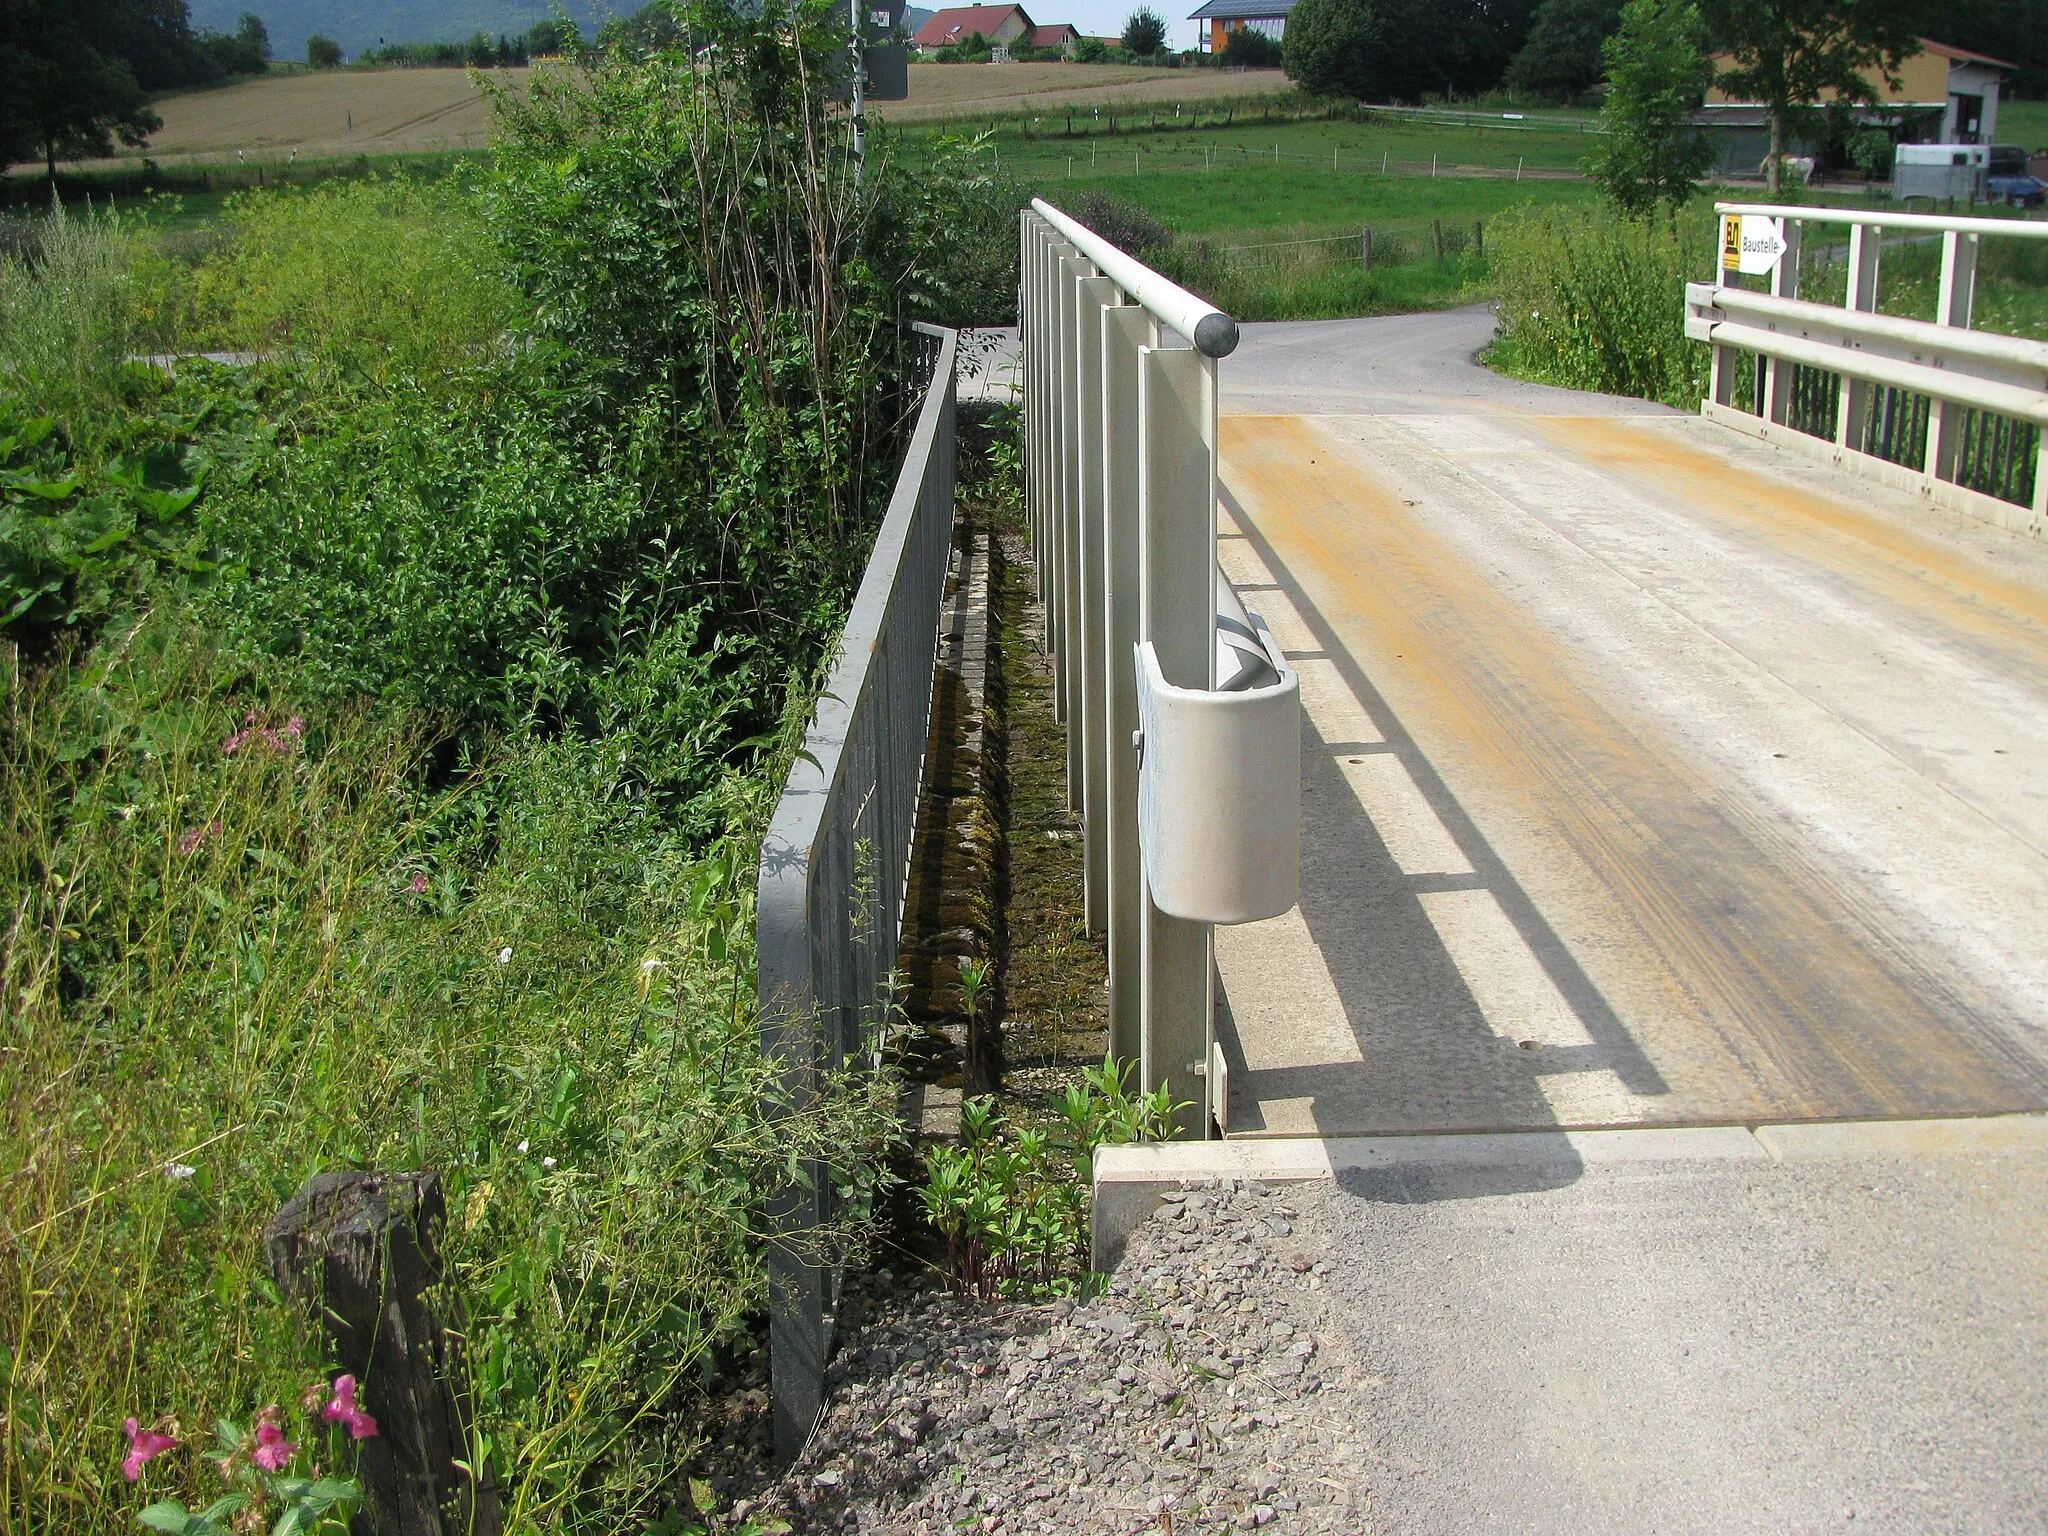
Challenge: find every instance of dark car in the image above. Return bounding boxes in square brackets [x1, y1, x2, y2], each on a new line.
[1988, 145, 2046, 206]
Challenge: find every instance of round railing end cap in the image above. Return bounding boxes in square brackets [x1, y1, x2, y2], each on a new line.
[1195, 312, 1240, 358]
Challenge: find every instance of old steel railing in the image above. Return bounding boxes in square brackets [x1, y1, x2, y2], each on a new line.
[1689, 202, 2048, 534]
[756, 322, 957, 1458]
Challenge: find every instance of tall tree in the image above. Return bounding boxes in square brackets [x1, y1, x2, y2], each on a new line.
[1121, 7, 1168, 56]
[1284, 0, 1385, 97]
[1589, 0, 1714, 213]
[0, 0, 164, 178]
[1505, 0, 1625, 98]
[1697, 0, 1927, 192]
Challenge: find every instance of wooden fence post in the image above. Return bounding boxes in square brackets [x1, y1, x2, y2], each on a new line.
[264, 1172, 503, 1536]
[1361, 226, 1372, 269]
[1432, 219, 1443, 263]
[1474, 219, 1483, 256]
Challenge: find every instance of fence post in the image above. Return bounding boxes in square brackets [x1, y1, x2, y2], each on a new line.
[1474, 219, 1483, 257]
[1926, 229, 1980, 482]
[1102, 304, 1150, 1067]
[1761, 218, 1804, 426]
[1361, 226, 1372, 269]
[1836, 221, 1881, 452]
[1432, 218, 1443, 262]
[1075, 271, 1120, 933]
[1137, 345, 1217, 1138]
[263, 1172, 503, 1536]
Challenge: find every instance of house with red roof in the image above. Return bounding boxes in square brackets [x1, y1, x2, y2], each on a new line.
[913, 4, 1035, 51]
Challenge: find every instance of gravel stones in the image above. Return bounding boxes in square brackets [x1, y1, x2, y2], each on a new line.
[749, 1179, 1376, 1533]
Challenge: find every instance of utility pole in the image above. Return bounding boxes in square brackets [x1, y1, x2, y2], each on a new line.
[850, 0, 866, 191]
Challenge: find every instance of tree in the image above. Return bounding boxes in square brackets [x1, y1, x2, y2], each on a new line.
[235, 12, 269, 62]
[1696, 0, 1927, 193]
[1283, 0, 1384, 97]
[306, 33, 342, 67]
[1504, 0, 1624, 98]
[0, 0, 164, 178]
[1221, 24, 1284, 66]
[1588, 0, 1714, 213]
[1122, 7, 1167, 56]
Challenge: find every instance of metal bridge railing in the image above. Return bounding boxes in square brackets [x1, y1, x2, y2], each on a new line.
[1021, 200, 1299, 1146]
[756, 322, 956, 1458]
[1688, 202, 2048, 532]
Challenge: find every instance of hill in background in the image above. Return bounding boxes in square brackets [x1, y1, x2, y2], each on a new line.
[190, 1, 607, 62]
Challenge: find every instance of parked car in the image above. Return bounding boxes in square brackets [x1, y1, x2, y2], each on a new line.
[1988, 144, 2046, 205]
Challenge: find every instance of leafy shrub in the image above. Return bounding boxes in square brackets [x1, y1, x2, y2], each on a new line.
[1486, 201, 1713, 407]
[1065, 190, 1172, 257]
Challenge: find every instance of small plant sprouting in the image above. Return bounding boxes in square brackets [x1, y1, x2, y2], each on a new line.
[917, 1058, 1182, 1299]
[128, 1379, 374, 1536]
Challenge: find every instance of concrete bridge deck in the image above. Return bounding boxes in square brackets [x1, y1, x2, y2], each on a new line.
[1212, 308, 2048, 1140]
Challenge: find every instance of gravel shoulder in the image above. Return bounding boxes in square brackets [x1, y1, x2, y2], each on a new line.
[747, 1180, 1372, 1535]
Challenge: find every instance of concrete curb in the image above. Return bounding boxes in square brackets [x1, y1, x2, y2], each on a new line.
[1090, 1114, 2048, 1270]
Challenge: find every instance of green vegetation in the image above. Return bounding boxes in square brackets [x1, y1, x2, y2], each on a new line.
[0, 4, 1015, 1530]
[1487, 201, 1714, 407]
[920, 1065, 1179, 1300]
[1504, 0, 1623, 101]
[1588, 0, 1714, 215]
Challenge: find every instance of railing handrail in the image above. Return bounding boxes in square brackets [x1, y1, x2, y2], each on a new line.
[1031, 197, 1240, 357]
[1716, 200, 2048, 240]
[1688, 282, 2048, 374]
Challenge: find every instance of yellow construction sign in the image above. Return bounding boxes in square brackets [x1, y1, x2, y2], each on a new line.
[1722, 214, 1741, 272]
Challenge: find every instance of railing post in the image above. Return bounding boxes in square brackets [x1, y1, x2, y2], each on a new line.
[1927, 229, 1981, 483]
[1047, 240, 1077, 714]
[1836, 221, 1881, 452]
[1138, 343, 1217, 1138]
[1057, 252, 1091, 799]
[1075, 272, 1120, 933]
[1102, 303, 1149, 1066]
[1761, 217, 1803, 425]
[1711, 212, 1740, 409]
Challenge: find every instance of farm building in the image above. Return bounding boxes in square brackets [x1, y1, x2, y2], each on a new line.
[1696, 36, 2015, 179]
[1188, 0, 1297, 55]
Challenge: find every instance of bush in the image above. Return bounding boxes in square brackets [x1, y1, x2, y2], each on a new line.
[1486, 201, 1713, 407]
[305, 33, 343, 67]
[1222, 26, 1284, 67]
[1064, 190, 1172, 256]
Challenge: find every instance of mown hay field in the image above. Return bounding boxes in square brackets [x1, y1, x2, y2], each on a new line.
[77, 63, 1295, 164]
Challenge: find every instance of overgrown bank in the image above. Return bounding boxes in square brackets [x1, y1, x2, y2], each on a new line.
[0, 5, 1018, 1531]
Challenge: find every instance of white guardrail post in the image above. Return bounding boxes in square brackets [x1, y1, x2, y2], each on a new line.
[1695, 201, 2048, 533]
[1020, 199, 1299, 1140]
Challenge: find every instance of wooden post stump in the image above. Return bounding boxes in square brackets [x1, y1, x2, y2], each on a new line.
[264, 1172, 502, 1536]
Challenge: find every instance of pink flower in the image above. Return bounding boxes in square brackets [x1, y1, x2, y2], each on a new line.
[409, 871, 429, 895]
[177, 820, 223, 856]
[122, 1417, 178, 1482]
[251, 1416, 296, 1472]
[321, 1375, 378, 1440]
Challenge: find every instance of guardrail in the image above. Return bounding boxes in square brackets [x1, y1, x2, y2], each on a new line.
[1688, 201, 2048, 532]
[756, 322, 956, 1458]
[1020, 199, 1299, 1144]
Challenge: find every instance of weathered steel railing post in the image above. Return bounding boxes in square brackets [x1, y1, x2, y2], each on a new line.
[757, 325, 958, 1459]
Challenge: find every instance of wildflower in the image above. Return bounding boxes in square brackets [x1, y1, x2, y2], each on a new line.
[251, 1408, 296, 1472]
[542, 1156, 557, 1170]
[163, 1163, 197, 1181]
[497, 946, 512, 965]
[122, 1418, 178, 1481]
[177, 820, 223, 856]
[410, 871, 429, 895]
[517, 1139, 529, 1153]
[320, 1375, 379, 1440]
